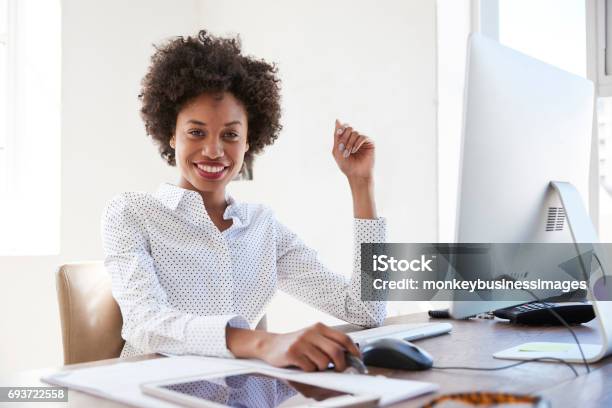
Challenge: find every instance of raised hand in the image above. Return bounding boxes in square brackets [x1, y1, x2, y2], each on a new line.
[332, 119, 375, 181]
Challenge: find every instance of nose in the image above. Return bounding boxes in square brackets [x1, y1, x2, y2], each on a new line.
[201, 136, 224, 159]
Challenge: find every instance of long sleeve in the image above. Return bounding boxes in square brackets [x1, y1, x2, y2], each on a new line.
[101, 194, 249, 358]
[275, 217, 387, 327]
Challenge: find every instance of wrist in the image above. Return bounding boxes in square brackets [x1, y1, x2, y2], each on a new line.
[253, 331, 275, 359]
[348, 177, 377, 219]
[347, 175, 374, 191]
[226, 327, 273, 359]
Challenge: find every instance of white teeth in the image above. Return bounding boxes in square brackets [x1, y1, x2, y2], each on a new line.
[196, 164, 225, 173]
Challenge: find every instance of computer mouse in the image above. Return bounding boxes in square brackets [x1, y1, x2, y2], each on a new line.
[361, 338, 433, 371]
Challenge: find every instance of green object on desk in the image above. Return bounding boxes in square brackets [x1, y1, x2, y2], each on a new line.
[518, 343, 571, 352]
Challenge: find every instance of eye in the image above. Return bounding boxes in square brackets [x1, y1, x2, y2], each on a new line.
[188, 129, 205, 137]
[224, 132, 240, 140]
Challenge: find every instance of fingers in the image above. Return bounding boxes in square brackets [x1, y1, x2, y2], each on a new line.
[337, 126, 356, 158]
[288, 339, 319, 372]
[344, 130, 360, 158]
[314, 334, 348, 372]
[293, 354, 317, 372]
[334, 120, 346, 150]
[352, 135, 368, 153]
[304, 344, 332, 371]
[317, 324, 361, 357]
[335, 119, 343, 136]
[337, 126, 353, 157]
[311, 322, 360, 363]
[284, 322, 362, 372]
[334, 119, 369, 158]
[289, 343, 330, 372]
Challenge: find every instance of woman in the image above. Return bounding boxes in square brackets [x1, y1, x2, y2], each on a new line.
[102, 30, 387, 372]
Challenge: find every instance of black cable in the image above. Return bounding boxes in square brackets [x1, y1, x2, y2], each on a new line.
[432, 248, 609, 378]
[433, 356, 578, 377]
[492, 274, 591, 375]
[593, 252, 607, 285]
[521, 286, 590, 374]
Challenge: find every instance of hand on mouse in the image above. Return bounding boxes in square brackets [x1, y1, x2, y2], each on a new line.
[227, 322, 360, 372]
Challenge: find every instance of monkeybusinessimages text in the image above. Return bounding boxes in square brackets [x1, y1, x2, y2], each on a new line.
[371, 254, 587, 293]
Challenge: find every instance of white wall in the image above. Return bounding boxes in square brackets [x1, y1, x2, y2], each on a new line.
[198, 0, 438, 326]
[0, 0, 439, 374]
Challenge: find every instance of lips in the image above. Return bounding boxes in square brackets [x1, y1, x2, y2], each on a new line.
[193, 162, 229, 180]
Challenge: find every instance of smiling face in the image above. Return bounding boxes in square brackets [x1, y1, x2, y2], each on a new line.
[171, 92, 249, 196]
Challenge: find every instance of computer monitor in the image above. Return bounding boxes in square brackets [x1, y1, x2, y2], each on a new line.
[448, 33, 595, 319]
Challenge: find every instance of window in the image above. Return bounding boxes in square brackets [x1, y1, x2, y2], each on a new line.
[587, 0, 612, 242]
[496, 0, 612, 241]
[498, 0, 587, 77]
[496, 1, 612, 241]
[439, 1, 606, 241]
[0, 0, 10, 200]
[0, 0, 61, 255]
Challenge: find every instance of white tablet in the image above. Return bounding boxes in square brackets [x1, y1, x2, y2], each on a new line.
[141, 368, 379, 408]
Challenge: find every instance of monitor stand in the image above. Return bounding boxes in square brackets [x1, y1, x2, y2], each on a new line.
[493, 181, 612, 363]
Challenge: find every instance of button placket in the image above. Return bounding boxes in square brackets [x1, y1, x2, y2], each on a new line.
[188, 194, 237, 314]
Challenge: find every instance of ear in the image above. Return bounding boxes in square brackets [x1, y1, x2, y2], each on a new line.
[170, 136, 176, 149]
[245, 142, 249, 152]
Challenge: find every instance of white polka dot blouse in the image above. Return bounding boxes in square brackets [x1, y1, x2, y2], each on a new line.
[101, 182, 387, 358]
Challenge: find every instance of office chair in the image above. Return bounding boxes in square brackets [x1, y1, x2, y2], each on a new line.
[56, 261, 125, 364]
[56, 261, 268, 365]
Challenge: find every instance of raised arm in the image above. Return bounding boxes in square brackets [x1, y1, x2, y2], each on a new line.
[333, 119, 377, 220]
[273, 120, 387, 323]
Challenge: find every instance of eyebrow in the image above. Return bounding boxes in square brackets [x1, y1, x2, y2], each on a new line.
[186, 119, 243, 127]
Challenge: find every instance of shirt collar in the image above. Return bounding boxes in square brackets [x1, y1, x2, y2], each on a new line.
[155, 182, 248, 225]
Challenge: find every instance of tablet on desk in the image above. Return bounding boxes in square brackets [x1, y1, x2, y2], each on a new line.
[141, 368, 380, 408]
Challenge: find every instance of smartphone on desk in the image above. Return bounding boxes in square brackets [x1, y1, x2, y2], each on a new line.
[141, 368, 380, 408]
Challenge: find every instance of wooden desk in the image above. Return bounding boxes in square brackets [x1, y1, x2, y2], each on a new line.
[2, 312, 610, 407]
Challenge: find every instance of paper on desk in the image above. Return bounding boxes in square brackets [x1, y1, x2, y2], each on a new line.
[42, 356, 246, 408]
[160, 351, 300, 375]
[42, 355, 437, 407]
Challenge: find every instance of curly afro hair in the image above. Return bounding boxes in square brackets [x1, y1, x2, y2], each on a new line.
[139, 30, 282, 174]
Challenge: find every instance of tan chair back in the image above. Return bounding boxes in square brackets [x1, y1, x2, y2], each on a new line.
[56, 262, 124, 364]
[56, 261, 268, 365]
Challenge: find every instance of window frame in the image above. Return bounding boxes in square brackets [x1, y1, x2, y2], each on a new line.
[587, 0, 612, 234]
[471, 0, 499, 40]
[587, 0, 612, 96]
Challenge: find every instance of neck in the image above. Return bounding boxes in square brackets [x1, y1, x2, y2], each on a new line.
[200, 190, 228, 216]
[177, 178, 228, 217]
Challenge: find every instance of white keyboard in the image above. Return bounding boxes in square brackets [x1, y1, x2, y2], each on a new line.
[348, 322, 452, 346]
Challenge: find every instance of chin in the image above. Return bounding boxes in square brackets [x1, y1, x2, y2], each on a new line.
[191, 177, 227, 191]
